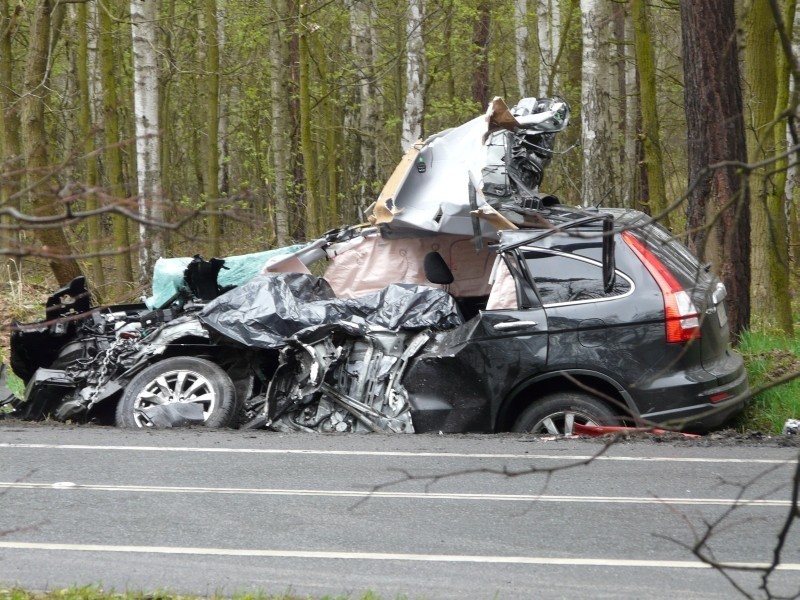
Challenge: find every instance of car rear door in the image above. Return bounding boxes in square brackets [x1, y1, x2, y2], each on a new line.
[400, 250, 549, 432]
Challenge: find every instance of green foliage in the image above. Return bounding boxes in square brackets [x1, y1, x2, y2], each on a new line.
[735, 330, 800, 433]
[425, 97, 481, 132]
[2, 369, 23, 400]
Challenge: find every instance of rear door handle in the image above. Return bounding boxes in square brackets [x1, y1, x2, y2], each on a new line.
[494, 320, 539, 331]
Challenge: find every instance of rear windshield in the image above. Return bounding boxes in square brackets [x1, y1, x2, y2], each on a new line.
[629, 222, 707, 288]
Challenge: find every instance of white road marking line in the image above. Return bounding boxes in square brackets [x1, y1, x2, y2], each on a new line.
[0, 481, 791, 507]
[0, 443, 794, 465]
[1, 541, 799, 570]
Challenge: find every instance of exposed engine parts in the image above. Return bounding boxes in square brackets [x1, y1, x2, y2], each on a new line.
[262, 328, 430, 433]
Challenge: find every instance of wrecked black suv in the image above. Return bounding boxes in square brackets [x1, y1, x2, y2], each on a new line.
[4, 96, 749, 433]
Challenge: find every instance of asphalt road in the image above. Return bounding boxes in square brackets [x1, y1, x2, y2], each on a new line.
[1, 424, 798, 599]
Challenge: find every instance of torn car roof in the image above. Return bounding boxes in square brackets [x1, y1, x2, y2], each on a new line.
[371, 96, 571, 238]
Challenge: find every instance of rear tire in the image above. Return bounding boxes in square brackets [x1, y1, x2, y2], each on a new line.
[512, 392, 618, 435]
[116, 356, 238, 428]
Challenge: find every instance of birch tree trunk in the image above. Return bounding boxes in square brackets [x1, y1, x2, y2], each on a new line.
[537, 0, 560, 95]
[745, 0, 792, 335]
[580, 0, 615, 207]
[21, 0, 82, 286]
[772, 0, 796, 237]
[217, 0, 228, 198]
[87, 0, 100, 125]
[98, 0, 134, 292]
[680, 0, 750, 337]
[401, 0, 425, 152]
[788, 3, 800, 277]
[514, 0, 528, 98]
[270, 0, 290, 245]
[350, 0, 380, 209]
[131, 0, 162, 281]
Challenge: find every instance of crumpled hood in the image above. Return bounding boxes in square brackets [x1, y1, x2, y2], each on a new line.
[198, 273, 464, 349]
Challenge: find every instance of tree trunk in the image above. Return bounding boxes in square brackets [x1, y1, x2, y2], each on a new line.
[204, 0, 221, 256]
[270, 0, 290, 245]
[131, 0, 163, 282]
[612, 4, 633, 210]
[680, 0, 750, 337]
[632, 0, 669, 227]
[744, 0, 792, 335]
[217, 0, 228, 199]
[771, 0, 797, 313]
[443, 0, 455, 103]
[159, 0, 175, 252]
[325, 85, 339, 228]
[472, 0, 490, 108]
[298, 4, 319, 237]
[788, 3, 800, 285]
[350, 0, 380, 211]
[580, 0, 615, 207]
[87, 0, 101, 126]
[401, 0, 425, 151]
[286, 2, 303, 240]
[21, 0, 82, 286]
[310, 32, 338, 230]
[537, 0, 561, 95]
[1, 1, 22, 281]
[98, 0, 134, 293]
[624, 8, 637, 210]
[76, 0, 105, 295]
[514, 0, 528, 98]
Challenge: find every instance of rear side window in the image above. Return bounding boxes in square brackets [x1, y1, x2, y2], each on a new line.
[522, 250, 631, 305]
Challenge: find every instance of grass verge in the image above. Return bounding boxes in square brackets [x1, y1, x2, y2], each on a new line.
[736, 330, 800, 433]
[2, 367, 24, 399]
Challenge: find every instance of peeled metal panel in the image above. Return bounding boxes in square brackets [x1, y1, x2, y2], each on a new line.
[377, 117, 494, 237]
[371, 146, 420, 225]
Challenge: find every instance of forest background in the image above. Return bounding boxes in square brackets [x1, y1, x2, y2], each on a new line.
[0, 0, 799, 346]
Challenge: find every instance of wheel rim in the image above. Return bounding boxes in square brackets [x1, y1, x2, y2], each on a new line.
[132, 368, 218, 427]
[530, 410, 601, 435]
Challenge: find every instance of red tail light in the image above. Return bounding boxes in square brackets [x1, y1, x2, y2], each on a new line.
[622, 232, 701, 343]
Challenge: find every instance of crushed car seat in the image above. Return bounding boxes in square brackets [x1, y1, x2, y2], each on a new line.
[184, 255, 229, 301]
[45, 276, 91, 319]
[423, 251, 489, 320]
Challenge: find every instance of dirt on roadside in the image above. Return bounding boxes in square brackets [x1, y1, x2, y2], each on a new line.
[1, 416, 798, 447]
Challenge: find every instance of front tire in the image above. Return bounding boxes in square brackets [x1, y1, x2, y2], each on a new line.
[116, 356, 238, 428]
[512, 392, 617, 435]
